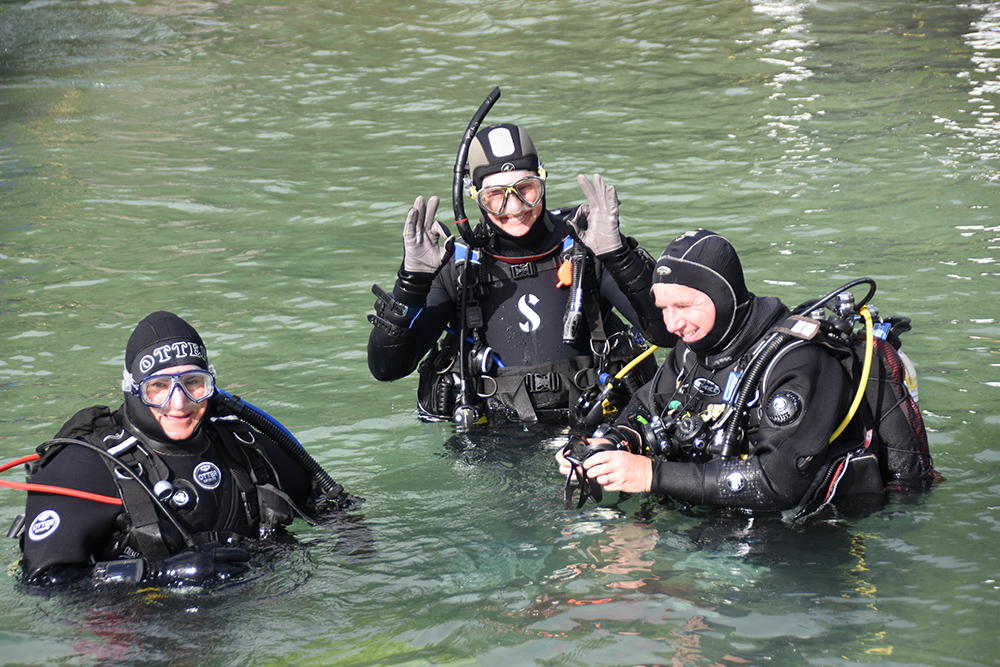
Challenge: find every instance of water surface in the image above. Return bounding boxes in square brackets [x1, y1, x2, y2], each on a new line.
[2, 1, 999, 665]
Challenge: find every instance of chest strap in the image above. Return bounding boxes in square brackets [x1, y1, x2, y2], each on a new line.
[493, 355, 599, 422]
[99, 437, 178, 561]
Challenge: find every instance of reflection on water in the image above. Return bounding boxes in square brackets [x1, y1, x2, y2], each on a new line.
[2, 0, 1000, 665]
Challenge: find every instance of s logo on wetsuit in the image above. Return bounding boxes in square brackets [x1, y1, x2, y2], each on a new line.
[518, 294, 541, 333]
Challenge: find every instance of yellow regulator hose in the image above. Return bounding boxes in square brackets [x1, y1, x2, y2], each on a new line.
[829, 306, 874, 443]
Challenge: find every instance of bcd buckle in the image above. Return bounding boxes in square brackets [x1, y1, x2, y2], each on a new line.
[511, 263, 537, 279]
[525, 372, 561, 393]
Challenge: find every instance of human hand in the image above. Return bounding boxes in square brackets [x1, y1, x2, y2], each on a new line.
[150, 541, 251, 585]
[402, 195, 450, 274]
[570, 174, 624, 256]
[580, 450, 652, 493]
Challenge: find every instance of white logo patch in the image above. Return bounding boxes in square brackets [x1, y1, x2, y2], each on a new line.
[486, 126, 516, 157]
[517, 294, 541, 333]
[725, 471, 746, 493]
[193, 462, 222, 490]
[693, 378, 721, 397]
[28, 510, 61, 542]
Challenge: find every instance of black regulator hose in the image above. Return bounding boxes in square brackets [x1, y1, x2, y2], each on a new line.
[716, 331, 793, 459]
[35, 438, 197, 547]
[792, 277, 876, 316]
[452, 86, 501, 249]
[717, 277, 878, 459]
[215, 390, 359, 508]
[450, 87, 500, 428]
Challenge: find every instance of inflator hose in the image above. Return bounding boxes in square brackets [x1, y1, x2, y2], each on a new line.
[215, 390, 354, 506]
[717, 331, 793, 458]
[450, 87, 501, 428]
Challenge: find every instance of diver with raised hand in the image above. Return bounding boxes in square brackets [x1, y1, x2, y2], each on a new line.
[556, 230, 937, 517]
[13, 311, 361, 586]
[368, 105, 674, 427]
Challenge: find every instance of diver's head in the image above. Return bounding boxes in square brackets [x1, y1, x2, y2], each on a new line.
[468, 123, 545, 238]
[121, 311, 215, 442]
[652, 229, 750, 353]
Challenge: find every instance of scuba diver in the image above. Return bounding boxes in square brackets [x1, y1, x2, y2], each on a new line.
[10, 311, 361, 586]
[556, 229, 938, 518]
[368, 106, 674, 427]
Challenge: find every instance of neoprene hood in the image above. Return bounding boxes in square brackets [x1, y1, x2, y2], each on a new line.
[468, 123, 539, 188]
[653, 229, 751, 353]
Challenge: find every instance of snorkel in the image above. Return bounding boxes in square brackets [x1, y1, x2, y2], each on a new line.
[450, 86, 501, 430]
[452, 85, 501, 249]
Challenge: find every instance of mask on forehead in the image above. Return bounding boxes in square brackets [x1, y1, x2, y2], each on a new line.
[120, 311, 213, 443]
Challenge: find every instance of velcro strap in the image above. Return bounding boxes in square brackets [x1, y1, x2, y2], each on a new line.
[368, 313, 405, 338]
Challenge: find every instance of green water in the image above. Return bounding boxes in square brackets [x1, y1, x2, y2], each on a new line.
[2, 0, 999, 665]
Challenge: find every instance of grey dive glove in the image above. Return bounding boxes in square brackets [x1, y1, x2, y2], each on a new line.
[402, 195, 450, 275]
[572, 173, 625, 257]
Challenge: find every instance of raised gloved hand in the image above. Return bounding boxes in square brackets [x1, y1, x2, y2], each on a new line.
[571, 174, 624, 257]
[403, 195, 450, 275]
[149, 541, 251, 585]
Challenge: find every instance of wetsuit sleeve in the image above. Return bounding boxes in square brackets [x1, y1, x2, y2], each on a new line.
[21, 445, 123, 583]
[367, 267, 455, 381]
[649, 344, 853, 510]
[597, 239, 675, 347]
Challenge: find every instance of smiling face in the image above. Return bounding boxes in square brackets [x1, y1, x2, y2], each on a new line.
[480, 169, 543, 237]
[146, 364, 209, 441]
[652, 283, 717, 345]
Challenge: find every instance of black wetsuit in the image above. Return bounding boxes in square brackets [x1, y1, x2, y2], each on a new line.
[20, 404, 317, 583]
[368, 208, 673, 422]
[619, 296, 871, 512]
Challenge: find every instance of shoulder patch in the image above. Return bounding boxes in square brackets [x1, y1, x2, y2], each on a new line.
[193, 461, 222, 490]
[765, 390, 803, 426]
[28, 510, 61, 542]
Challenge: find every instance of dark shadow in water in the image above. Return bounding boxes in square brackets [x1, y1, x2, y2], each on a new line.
[440, 421, 571, 468]
[15, 544, 309, 667]
[11, 509, 376, 667]
[304, 506, 378, 565]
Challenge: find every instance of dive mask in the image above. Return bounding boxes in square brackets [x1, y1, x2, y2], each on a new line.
[473, 176, 545, 215]
[135, 370, 216, 408]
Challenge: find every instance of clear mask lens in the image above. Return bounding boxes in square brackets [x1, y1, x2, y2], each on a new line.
[476, 176, 545, 215]
[137, 370, 215, 408]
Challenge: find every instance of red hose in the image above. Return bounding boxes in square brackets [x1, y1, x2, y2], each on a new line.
[0, 453, 123, 506]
